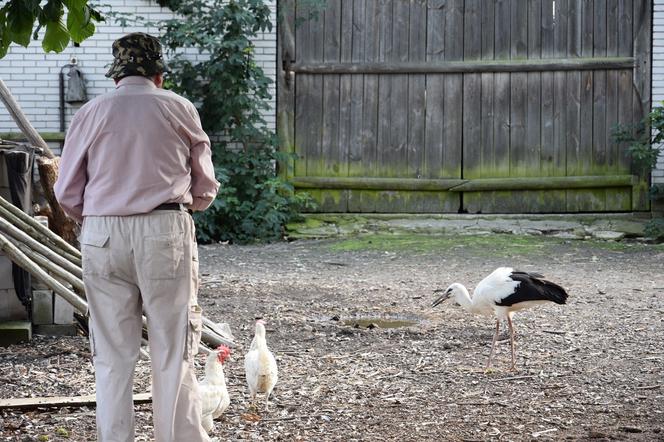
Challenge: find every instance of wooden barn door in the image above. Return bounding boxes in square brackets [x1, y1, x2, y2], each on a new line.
[278, 0, 652, 213]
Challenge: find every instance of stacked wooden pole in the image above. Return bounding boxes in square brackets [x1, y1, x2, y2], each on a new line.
[0, 195, 233, 354]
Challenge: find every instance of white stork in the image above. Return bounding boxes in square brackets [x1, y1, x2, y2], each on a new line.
[431, 267, 569, 370]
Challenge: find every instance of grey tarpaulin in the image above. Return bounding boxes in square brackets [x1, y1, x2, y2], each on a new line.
[4, 150, 34, 313]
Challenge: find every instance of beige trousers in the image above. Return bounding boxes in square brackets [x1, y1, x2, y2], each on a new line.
[81, 211, 210, 442]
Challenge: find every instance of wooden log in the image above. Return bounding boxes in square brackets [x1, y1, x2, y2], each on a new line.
[0, 393, 152, 410]
[37, 157, 79, 246]
[16, 243, 85, 293]
[0, 216, 82, 278]
[292, 175, 635, 193]
[0, 79, 52, 157]
[291, 177, 465, 191]
[290, 57, 635, 74]
[0, 194, 81, 261]
[0, 233, 88, 315]
[447, 175, 634, 192]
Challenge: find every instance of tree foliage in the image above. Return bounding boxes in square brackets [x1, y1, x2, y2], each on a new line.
[0, 0, 103, 57]
[157, 0, 314, 243]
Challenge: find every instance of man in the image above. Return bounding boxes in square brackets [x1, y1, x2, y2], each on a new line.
[54, 33, 219, 442]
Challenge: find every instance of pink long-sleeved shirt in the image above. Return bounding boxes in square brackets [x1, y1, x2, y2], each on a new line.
[54, 76, 220, 223]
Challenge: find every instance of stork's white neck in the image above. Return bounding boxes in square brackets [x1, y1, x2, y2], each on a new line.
[453, 284, 476, 312]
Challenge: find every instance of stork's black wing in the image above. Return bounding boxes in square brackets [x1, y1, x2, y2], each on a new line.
[495, 271, 568, 306]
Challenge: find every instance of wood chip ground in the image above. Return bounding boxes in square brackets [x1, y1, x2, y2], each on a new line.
[1, 234, 663, 441]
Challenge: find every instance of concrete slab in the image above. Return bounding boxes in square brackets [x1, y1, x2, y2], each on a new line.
[287, 213, 653, 241]
[33, 324, 78, 337]
[0, 321, 31, 346]
[31, 289, 53, 325]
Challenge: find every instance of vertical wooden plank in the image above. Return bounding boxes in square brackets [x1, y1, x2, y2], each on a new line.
[548, 0, 568, 211]
[510, 0, 528, 181]
[387, 0, 409, 181]
[463, 0, 482, 186]
[616, 0, 633, 176]
[339, 0, 354, 179]
[540, 0, 555, 180]
[466, 0, 496, 213]
[486, 0, 513, 212]
[320, 0, 346, 210]
[356, 0, 380, 211]
[304, 0, 326, 182]
[493, 0, 511, 182]
[407, 0, 426, 179]
[517, 0, 545, 211]
[565, 0, 582, 202]
[277, 0, 296, 180]
[592, 0, 607, 175]
[632, 0, 652, 210]
[570, 0, 605, 211]
[526, 0, 542, 179]
[348, 0, 366, 178]
[604, 0, 624, 210]
[424, 0, 445, 179]
[293, 3, 310, 179]
[442, 0, 463, 181]
[376, 0, 393, 181]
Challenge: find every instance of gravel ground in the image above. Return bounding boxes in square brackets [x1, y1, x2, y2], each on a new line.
[1, 233, 663, 441]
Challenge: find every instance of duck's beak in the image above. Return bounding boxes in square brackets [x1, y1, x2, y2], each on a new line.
[431, 288, 452, 308]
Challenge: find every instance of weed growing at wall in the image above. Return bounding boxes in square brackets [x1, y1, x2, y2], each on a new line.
[614, 104, 664, 240]
[156, 0, 313, 243]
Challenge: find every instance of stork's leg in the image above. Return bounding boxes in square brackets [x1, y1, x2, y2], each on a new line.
[486, 319, 501, 369]
[507, 315, 516, 371]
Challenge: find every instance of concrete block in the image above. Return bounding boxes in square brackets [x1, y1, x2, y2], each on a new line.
[0, 288, 28, 321]
[33, 324, 78, 337]
[32, 289, 54, 325]
[0, 321, 32, 346]
[53, 294, 75, 324]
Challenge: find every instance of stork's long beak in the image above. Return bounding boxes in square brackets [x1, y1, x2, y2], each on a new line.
[431, 288, 452, 308]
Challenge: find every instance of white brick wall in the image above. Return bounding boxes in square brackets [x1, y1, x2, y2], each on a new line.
[654, 0, 664, 184]
[0, 0, 277, 144]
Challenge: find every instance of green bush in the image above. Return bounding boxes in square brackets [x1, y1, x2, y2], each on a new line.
[614, 104, 664, 240]
[157, 0, 313, 243]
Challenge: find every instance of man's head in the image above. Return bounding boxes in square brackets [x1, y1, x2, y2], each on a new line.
[105, 32, 167, 81]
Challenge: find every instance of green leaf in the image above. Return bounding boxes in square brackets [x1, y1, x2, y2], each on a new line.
[6, 0, 37, 47]
[67, 6, 94, 43]
[62, 0, 87, 10]
[42, 19, 69, 52]
[42, 0, 64, 23]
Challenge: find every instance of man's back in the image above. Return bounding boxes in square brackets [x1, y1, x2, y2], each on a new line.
[55, 76, 216, 221]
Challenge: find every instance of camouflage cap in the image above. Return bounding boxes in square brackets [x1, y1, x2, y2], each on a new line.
[105, 32, 168, 80]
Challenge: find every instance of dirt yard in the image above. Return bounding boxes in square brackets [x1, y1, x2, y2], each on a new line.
[1, 233, 663, 441]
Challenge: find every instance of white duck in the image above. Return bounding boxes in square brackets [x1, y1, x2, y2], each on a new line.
[244, 320, 278, 410]
[432, 267, 568, 370]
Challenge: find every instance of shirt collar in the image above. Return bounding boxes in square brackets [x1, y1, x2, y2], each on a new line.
[115, 76, 157, 89]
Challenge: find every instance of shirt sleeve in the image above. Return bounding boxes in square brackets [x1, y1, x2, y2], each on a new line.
[54, 111, 89, 223]
[183, 104, 220, 211]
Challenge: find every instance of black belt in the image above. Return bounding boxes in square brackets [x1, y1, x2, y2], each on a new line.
[154, 203, 189, 212]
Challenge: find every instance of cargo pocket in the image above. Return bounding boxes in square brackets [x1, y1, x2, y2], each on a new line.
[185, 305, 203, 360]
[80, 231, 110, 277]
[145, 233, 185, 280]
